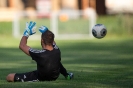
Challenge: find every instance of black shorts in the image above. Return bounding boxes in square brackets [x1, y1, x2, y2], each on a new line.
[14, 70, 59, 82]
[14, 70, 39, 82]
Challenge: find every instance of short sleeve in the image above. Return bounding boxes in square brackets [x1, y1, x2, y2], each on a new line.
[29, 48, 46, 60]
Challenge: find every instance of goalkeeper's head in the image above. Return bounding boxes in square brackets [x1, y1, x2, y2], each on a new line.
[41, 30, 54, 46]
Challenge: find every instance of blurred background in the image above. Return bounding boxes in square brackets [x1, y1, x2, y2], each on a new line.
[0, 1, 133, 87]
[0, 0, 133, 39]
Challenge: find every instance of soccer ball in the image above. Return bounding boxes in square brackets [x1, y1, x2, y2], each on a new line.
[92, 24, 107, 39]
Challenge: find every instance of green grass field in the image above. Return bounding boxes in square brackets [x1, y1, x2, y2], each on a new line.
[0, 36, 133, 88]
[0, 15, 133, 88]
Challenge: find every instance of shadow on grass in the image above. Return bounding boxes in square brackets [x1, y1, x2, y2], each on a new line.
[0, 38, 133, 88]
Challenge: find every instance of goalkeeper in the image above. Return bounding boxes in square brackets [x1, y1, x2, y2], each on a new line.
[6, 21, 73, 82]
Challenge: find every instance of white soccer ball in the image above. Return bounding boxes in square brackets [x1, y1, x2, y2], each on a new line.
[92, 24, 107, 39]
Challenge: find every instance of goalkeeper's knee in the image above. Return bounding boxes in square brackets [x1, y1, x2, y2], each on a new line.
[6, 73, 15, 82]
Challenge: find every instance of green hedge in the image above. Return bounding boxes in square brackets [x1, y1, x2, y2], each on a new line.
[0, 14, 133, 37]
[97, 14, 133, 36]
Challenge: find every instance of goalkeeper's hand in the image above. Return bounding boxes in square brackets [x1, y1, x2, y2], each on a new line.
[23, 21, 36, 37]
[39, 26, 48, 33]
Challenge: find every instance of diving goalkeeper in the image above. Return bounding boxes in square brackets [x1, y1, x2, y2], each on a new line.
[6, 21, 73, 82]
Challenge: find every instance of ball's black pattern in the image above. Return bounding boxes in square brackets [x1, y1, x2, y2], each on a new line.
[100, 28, 107, 36]
[92, 29, 97, 37]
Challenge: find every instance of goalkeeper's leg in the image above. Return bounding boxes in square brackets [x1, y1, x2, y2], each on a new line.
[6, 70, 39, 82]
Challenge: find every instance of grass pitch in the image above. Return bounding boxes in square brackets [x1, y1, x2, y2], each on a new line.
[0, 37, 133, 88]
[0, 15, 133, 88]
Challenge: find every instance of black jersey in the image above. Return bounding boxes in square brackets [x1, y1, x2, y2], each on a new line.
[29, 44, 61, 81]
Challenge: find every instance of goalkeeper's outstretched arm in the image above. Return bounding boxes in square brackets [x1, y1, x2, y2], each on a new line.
[19, 21, 36, 56]
[19, 36, 30, 56]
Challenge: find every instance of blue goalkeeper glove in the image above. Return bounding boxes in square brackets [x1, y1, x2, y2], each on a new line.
[39, 26, 48, 33]
[23, 21, 36, 37]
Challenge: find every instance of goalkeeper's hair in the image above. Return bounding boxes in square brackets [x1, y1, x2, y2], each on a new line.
[41, 30, 54, 45]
